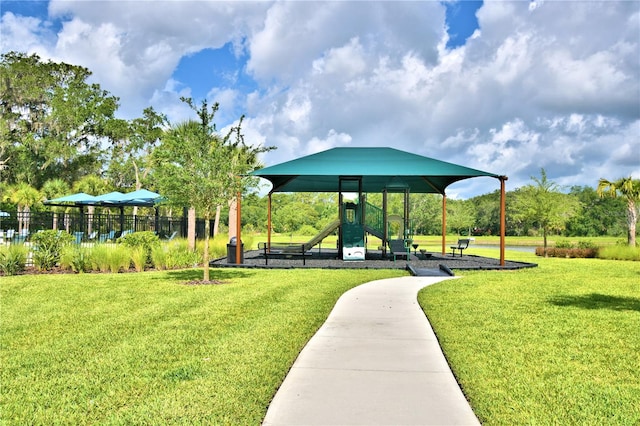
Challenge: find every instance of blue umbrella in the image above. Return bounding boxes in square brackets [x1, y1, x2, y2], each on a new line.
[45, 192, 99, 204]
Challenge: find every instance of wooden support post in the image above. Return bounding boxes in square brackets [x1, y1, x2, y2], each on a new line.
[267, 193, 272, 252]
[441, 194, 447, 255]
[500, 176, 508, 266]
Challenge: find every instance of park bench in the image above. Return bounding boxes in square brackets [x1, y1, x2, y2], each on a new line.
[389, 239, 411, 262]
[450, 238, 470, 257]
[258, 242, 312, 265]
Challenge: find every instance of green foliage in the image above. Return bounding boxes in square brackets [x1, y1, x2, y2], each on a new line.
[555, 239, 573, 249]
[130, 247, 147, 272]
[419, 254, 640, 424]
[576, 240, 598, 249]
[60, 245, 93, 273]
[118, 231, 160, 267]
[510, 169, 580, 248]
[30, 230, 74, 270]
[151, 240, 201, 270]
[0, 52, 118, 187]
[90, 245, 111, 272]
[0, 244, 27, 275]
[598, 245, 640, 261]
[107, 245, 132, 273]
[297, 224, 318, 236]
[597, 177, 640, 247]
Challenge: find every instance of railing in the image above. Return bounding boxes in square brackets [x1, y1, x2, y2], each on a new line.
[363, 202, 415, 241]
[364, 202, 385, 237]
[0, 211, 217, 243]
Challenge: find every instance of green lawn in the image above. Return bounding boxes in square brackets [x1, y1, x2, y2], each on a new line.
[0, 268, 405, 425]
[419, 251, 640, 425]
[2, 252, 639, 424]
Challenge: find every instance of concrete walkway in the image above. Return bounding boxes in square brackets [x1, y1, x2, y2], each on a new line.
[262, 276, 480, 426]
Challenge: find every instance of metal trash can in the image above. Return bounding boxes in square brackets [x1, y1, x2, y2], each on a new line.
[227, 237, 244, 263]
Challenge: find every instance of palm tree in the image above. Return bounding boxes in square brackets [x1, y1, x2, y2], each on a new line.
[597, 177, 640, 247]
[6, 183, 43, 232]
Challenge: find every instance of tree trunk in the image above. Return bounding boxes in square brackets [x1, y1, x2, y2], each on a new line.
[627, 199, 637, 247]
[543, 226, 548, 257]
[213, 205, 221, 236]
[188, 207, 196, 251]
[203, 214, 210, 282]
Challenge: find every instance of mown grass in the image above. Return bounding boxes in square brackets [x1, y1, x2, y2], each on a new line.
[419, 251, 640, 425]
[0, 268, 405, 425]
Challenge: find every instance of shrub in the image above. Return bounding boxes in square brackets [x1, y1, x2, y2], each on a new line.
[153, 239, 200, 270]
[117, 231, 159, 267]
[555, 240, 573, 249]
[577, 240, 598, 250]
[60, 245, 93, 273]
[598, 245, 640, 261]
[30, 230, 74, 271]
[297, 224, 318, 236]
[0, 245, 28, 275]
[537, 247, 598, 258]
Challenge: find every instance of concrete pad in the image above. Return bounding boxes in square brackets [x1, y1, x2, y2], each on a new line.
[262, 276, 480, 426]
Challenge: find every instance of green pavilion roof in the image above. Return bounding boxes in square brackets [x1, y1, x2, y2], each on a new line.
[252, 147, 501, 193]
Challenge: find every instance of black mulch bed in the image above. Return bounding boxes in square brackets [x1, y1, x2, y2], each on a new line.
[210, 248, 537, 276]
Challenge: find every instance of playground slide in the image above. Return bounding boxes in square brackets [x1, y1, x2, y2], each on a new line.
[304, 219, 340, 251]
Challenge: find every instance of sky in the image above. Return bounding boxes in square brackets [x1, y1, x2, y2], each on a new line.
[1, 0, 639, 199]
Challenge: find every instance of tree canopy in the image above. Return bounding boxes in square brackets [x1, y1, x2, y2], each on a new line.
[1, 52, 119, 187]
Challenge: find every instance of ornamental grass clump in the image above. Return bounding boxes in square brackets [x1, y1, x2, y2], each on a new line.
[0, 244, 28, 275]
[130, 247, 147, 272]
[107, 245, 132, 273]
[60, 245, 93, 273]
[91, 245, 111, 272]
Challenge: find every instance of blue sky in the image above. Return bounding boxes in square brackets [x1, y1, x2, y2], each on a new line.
[1, 1, 638, 198]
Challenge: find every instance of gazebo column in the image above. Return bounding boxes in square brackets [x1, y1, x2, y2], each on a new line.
[500, 176, 508, 266]
[267, 193, 272, 252]
[404, 189, 410, 239]
[441, 193, 447, 255]
[382, 190, 388, 256]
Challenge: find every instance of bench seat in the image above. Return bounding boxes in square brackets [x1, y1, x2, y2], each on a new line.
[258, 242, 312, 265]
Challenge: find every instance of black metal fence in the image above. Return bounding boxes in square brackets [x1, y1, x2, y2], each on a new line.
[0, 211, 217, 242]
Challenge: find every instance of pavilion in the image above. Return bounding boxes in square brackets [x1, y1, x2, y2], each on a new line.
[249, 147, 508, 265]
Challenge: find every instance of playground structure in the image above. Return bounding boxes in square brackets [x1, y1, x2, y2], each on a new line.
[250, 147, 508, 265]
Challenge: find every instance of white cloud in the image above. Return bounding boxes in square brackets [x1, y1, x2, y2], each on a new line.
[1, 0, 638, 198]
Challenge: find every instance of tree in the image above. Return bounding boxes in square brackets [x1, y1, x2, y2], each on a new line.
[0, 52, 118, 187]
[153, 99, 273, 282]
[597, 177, 640, 247]
[106, 108, 166, 191]
[5, 183, 43, 232]
[565, 186, 626, 237]
[511, 169, 579, 253]
[446, 199, 476, 236]
[410, 194, 441, 235]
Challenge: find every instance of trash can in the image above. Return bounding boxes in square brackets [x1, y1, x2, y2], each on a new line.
[227, 237, 244, 264]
